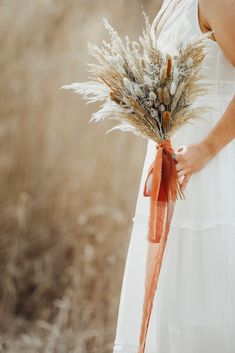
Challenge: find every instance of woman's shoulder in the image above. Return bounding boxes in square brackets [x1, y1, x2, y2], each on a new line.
[199, 0, 235, 66]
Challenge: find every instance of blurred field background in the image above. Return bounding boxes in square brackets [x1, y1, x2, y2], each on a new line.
[0, 0, 162, 352]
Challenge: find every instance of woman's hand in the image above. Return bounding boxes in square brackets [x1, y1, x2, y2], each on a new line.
[174, 142, 216, 192]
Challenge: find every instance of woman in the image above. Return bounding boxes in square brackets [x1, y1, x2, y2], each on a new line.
[112, 0, 235, 352]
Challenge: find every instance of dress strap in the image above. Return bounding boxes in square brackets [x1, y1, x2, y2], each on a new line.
[151, 0, 185, 41]
[150, 0, 172, 37]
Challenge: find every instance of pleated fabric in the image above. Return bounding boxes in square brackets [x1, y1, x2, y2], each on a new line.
[112, 0, 235, 352]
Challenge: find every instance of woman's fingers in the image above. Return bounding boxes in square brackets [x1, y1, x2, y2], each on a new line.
[177, 169, 186, 178]
[173, 146, 189, 179]
[173, 146, 191, 191]
[180, 174, 191, 192]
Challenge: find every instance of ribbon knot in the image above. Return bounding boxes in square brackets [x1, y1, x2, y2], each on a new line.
[158, 138, 174, 151]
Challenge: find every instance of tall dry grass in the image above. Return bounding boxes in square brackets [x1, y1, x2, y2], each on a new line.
[0, 1, 161, 352]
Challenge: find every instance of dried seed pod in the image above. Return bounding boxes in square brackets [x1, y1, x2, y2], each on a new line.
[134, 84, 145, 98]
[159, 104, 166, 112]
[173, 68, 179, 83]
[140, 58, 146, 69]
[144, 100, 153, 108]
[123, 77, 135, 95]
[153, 78, 160, 86]
[143, 74, 153, 87]
[171, 81, 185, 111]
[150, 108, 158, 118]
[117, 64, 126, 76]
[163, 86, 171, 105]
[160, 66, 166, 81]
[170, 81, 177, 95]
[149, 91, 157, 101]
[162, 111, 170, 132]
[160, 65, 168, 86]
[160, 66, 166, 82]
[166, 57, 172, 79]
[110, 92, 121, 105]
[122, 97, 131, 106]
[157, 87, 164, 103]
[154, 101, 160, 109]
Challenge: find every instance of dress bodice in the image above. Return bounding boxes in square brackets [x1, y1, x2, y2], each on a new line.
[150, 0, 235, 97]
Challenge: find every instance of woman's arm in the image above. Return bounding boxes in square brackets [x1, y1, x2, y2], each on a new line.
[201, 95, 235, 156]
[175, 0, 235, 192]
[199, 0, 235, 66]
[175, 95, 235, 183]
[175, 96, 235, 191]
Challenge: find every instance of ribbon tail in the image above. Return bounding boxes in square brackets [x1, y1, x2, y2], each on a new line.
[154, 201, 166, 243]
[137, 200, 175, 353]
[143, 147, 163, 243]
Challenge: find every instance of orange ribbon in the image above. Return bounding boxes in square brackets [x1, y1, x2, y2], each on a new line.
[138, 138, 183, 353]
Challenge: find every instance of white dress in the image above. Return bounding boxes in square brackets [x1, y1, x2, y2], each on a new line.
[112, 0, 235, 352]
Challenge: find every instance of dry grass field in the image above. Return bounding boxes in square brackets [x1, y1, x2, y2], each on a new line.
[0, 1, 161, 352]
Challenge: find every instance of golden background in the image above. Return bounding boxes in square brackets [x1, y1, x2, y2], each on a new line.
[0, 1, 162, 352]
